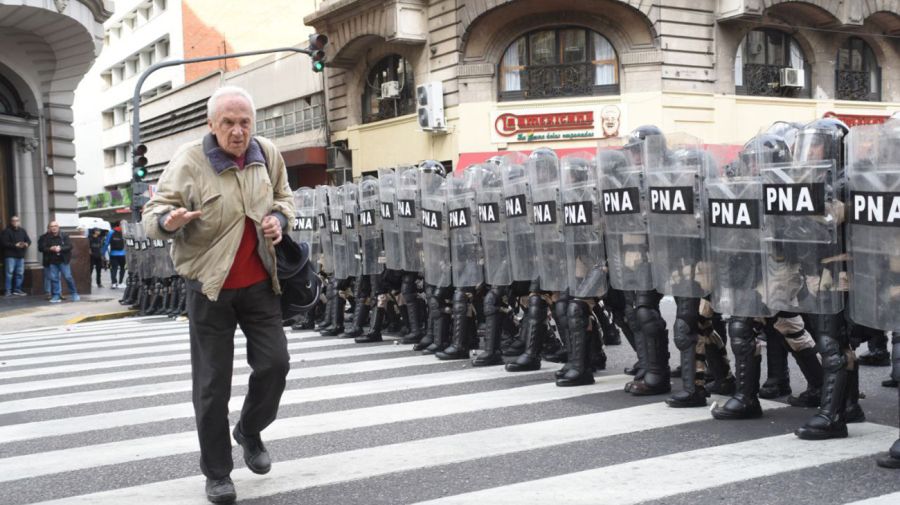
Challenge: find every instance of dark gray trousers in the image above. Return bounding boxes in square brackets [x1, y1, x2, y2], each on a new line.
[186, 280, 290, 479]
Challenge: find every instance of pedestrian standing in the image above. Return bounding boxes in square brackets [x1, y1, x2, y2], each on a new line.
[104, 220, 127, 288]
[142, 85, 294, 504]
[39, 221, 80, 303]
[88, 228, 105, 288]
[1, 215, 31, 296]
[37, 223, 53, 299]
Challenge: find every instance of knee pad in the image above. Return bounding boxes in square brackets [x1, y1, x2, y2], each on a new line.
[527, 294, 548, 322]
[673, 318, 698, 351]
[633, 290, 662, 311]
[567, 298, 588, 319]
[818, 339, 848, 372]
[483, 288, 504, 317]
[635, 305, 665, 338]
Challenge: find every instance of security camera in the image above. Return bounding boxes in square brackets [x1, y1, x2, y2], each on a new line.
[44, 166, 54, 176]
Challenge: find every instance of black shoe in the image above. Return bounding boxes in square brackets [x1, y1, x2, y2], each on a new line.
[705, 375, 737, 396]
[858, 349, 891, 367]
[882, 378, 898, 388]
[629, 379, 671, 396]
[471, 350, 503, 367]
[666, 386, 708, 408]
[788, 388, 821, 408]
[795, 412, 848, 440]
[205, 477, 236, 504]
[354, 331, 383, 343]
[319, 326, 344, 337]
[232, 425, 271, 475]
[845, 403, 866, 424]
[759, 379, 792, 399]
[711, 394, 763, 420]
[876, 439, 900, 469]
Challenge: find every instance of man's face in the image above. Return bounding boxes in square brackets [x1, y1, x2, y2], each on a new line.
[49, 222, 59, 235]
[208, 94, 253, 158]
[10, 217, 19, 229]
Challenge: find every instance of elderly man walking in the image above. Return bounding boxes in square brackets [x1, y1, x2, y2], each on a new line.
[142, 85, 294, 504]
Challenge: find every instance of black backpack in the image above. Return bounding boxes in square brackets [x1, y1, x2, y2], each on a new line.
[109, 230, 125, 251]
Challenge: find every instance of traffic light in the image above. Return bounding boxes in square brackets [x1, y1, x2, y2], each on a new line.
[132, 144, 148, 182]
[307, 33, 328, 73]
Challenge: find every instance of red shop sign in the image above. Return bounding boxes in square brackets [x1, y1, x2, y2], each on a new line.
[494, 111, 594, 137]
[824, 111, 892, 127]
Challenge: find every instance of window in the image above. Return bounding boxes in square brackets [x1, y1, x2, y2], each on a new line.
[735, 29, 810, 98]
[0, 74, 23, 116]
[836, 37, 880, 101]
[256, 94, 326, 138]
[499, 28, 618, 101]
[361, 55, 416, 124]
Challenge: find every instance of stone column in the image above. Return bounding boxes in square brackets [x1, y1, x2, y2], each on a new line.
[14, 136, 41, 266]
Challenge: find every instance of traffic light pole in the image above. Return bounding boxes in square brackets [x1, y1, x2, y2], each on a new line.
[129, 46, 314, 221]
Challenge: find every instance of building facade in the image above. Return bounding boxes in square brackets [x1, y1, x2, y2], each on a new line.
[304, 0, 900, 176]
[74, 0, 323, 219]
[0, 0, 112, 283]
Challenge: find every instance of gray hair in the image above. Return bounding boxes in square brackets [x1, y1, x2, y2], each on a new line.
[206, 85, 256, 122]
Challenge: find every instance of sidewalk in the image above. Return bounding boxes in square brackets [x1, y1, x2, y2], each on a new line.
[0, 284, 136, 329]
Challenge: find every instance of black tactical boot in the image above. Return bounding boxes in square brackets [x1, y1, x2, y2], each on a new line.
[556, 300, 595, 387]
[597, 304, 621, 346]
[385, 302, 406, 336]
[877, 437, 900, 469]
[472, 292, 504, 367]
[437, 291, 473, 360]
[506, 295, 548, 372]
[796, 339, 849, 440]
[845, 367, 866, 423]
[787, 347, 824, 408]
[623, 300, 647, 391]
[629, 296, 671, 396]
[412, 301, 434, 351]
[859, 348, 891, 367]
[713, 319, 763, 420]
[704, 337, 736, 396]
[316, 281, 336, 333]
[425, 307, 451, 355]
[501, 309, 526, 362]
[760, 336, 791, 399]
[320, 296, 345, 337]
[544, 296, 569, 363]
[667, 342, 706, 406]
[402, 298, 427, 345]
[340, 299, 370, 339]
[355, 305, 385, 343]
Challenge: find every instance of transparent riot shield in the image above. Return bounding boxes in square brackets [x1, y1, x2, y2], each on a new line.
[473, 161, 512, 287]
[501, 153, 537, 283]
[315, 185, 333, 275]
[448, 166, 483, 288]
[560, 151, 607, 299]
[527, 148, 566, 292]
[342, 182, 362, 278]
[136, 223, 153, 281]
[293, 187, 319, 261]
[358, 176, 384, 276]
[598, 138, 653, 291]
[328, 185, 350, 280]
[397, 165, 424, 273]
[761, 160, 844, 314]
[160, 239, 177, 278]
[847, 123, 900, 331]
[646, 134, 710, 298]
[123, 222, 138, 280]
[705, 140, 772, 318]
[377, 168, 402, 271]
[419, 169, 452, 287]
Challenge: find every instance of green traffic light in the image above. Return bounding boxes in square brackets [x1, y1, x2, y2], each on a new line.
[313, 61, 324, 72]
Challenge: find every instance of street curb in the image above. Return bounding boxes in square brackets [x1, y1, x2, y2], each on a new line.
[66, 309, 139, 325]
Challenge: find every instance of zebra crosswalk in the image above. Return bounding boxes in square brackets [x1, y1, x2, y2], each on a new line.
[1, 316, 899, 505]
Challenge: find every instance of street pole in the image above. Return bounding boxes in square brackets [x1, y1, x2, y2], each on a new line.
[129, 46, 313, 221]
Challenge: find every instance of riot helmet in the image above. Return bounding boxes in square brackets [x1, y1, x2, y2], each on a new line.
[794, 117, 849, 163]
[624, 125, 665, 165]
[597, 148, 629, 175]
[561, 151, 595, 185]
[733, 133, 792, 177]
[418, 159, 447, 177]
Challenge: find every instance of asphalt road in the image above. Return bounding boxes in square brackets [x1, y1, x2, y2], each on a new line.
[0, 299, 898, 505]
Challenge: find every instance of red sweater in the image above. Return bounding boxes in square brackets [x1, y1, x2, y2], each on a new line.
[222, 154, 270, 290]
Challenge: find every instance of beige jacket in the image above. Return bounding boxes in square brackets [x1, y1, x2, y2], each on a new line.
[142, 134, 295, 301]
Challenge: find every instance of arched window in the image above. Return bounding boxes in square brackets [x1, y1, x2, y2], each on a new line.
[734, 29, 810, 98]
[362, 54, 416, 124]
[499, 28, 618, 101]
[0, 74, 24, 116]
[836, 37, 881, 101]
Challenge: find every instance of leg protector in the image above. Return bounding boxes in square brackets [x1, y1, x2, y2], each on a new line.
[506, 294, 548, 372]
[556, 299, 595, 387]
[797, 313, 849, 440]
[760, 322, 792, 399]
[629, 291, 671, 396]
[356, 294, 387, 343]
[712, 317, 762, 420]
[341, 276, 371, 338]
[437, 288, 474, 360]
[667, 297, 706, 407]
[473, 286, 505, 367]
[423, 287, 452, 354]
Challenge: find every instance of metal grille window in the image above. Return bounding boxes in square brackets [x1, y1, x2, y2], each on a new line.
[362, 55, 416, 124]
[836, 37, 880, 102]
[498, 28, 618, 101]
[255, 94, 325, 138]
[735, 29, 811, 98]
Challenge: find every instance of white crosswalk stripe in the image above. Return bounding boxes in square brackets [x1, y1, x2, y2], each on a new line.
[1, 316, 898, 505]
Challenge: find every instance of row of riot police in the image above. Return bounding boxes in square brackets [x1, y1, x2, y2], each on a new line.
[117, 222, 186, 317]
[290, 118, 900, 468]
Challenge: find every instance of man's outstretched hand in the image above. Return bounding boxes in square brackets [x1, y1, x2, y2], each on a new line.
[162, 208, 203, 232]
[262, 215, 282, 245]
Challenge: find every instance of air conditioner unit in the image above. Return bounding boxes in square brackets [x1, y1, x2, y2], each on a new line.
[326, 145, 351, 169]
[380, 80, 400, 100]
[416, 81, 445, 131]
[779, 68, 804, 88]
